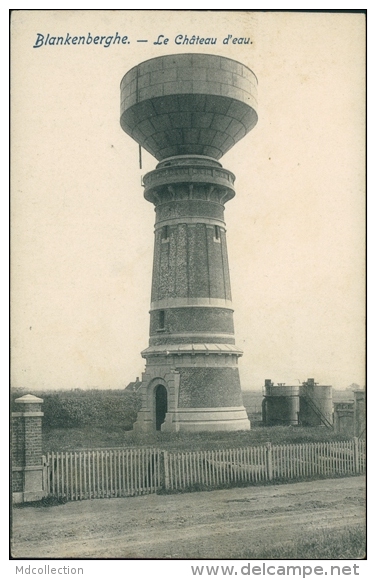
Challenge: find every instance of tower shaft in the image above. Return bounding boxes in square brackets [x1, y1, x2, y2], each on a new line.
[134, 155, 249, 431]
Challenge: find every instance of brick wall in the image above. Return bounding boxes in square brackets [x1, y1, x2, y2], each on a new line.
[151, 223, 232, 303]
[24, 416, 43, 466]
[177, 367, 243, 408]
[156, 198, 225, 223]
[11, 415, 25, 467]
[150, 307, 234, 336]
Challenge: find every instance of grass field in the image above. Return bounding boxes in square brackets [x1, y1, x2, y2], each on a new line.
[11, 386, 355, 453]
[43, 423, 352, 452]
[239, 525, 366, 559]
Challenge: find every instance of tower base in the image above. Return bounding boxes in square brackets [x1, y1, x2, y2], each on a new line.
[132, 358, 251, 433]
[134, 406, 250, 433]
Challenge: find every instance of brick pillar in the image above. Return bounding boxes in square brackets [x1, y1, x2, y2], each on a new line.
[353, 390, 365, 438]
[12, 394, 46, 503]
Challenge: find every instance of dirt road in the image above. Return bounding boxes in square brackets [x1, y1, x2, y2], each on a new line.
[11, 476, 365, 559]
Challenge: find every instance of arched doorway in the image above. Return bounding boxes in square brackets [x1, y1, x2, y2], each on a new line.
[155, 384, 168, 431]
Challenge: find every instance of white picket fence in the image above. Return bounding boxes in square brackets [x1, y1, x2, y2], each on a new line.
[271, 440, 365, 480]
[165, 447, 269, 491]
[44, 438, 365, 501]
[44, 448, 162, 500]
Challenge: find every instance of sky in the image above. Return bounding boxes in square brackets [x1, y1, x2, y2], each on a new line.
[11, 10, 365, 391]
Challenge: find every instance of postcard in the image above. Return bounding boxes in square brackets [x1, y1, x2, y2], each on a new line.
[10, 9, 366, 567]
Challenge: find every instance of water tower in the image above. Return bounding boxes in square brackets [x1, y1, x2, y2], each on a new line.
[120, 54, 258, 432]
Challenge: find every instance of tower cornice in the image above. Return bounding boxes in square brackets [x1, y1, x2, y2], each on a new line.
[143, 159, 235, 205]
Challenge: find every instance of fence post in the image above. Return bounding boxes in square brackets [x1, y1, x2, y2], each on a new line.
[353, 437, 359, 474]
[163, 450, 170, 490]
[266, 443, 273, 481]
[11, 394, 47, 504]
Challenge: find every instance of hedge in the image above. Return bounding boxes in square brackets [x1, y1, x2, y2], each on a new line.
[10, 388, 141, 430]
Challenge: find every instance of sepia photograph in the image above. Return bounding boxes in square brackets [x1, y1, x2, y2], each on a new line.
[10, 9, 366, 566]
